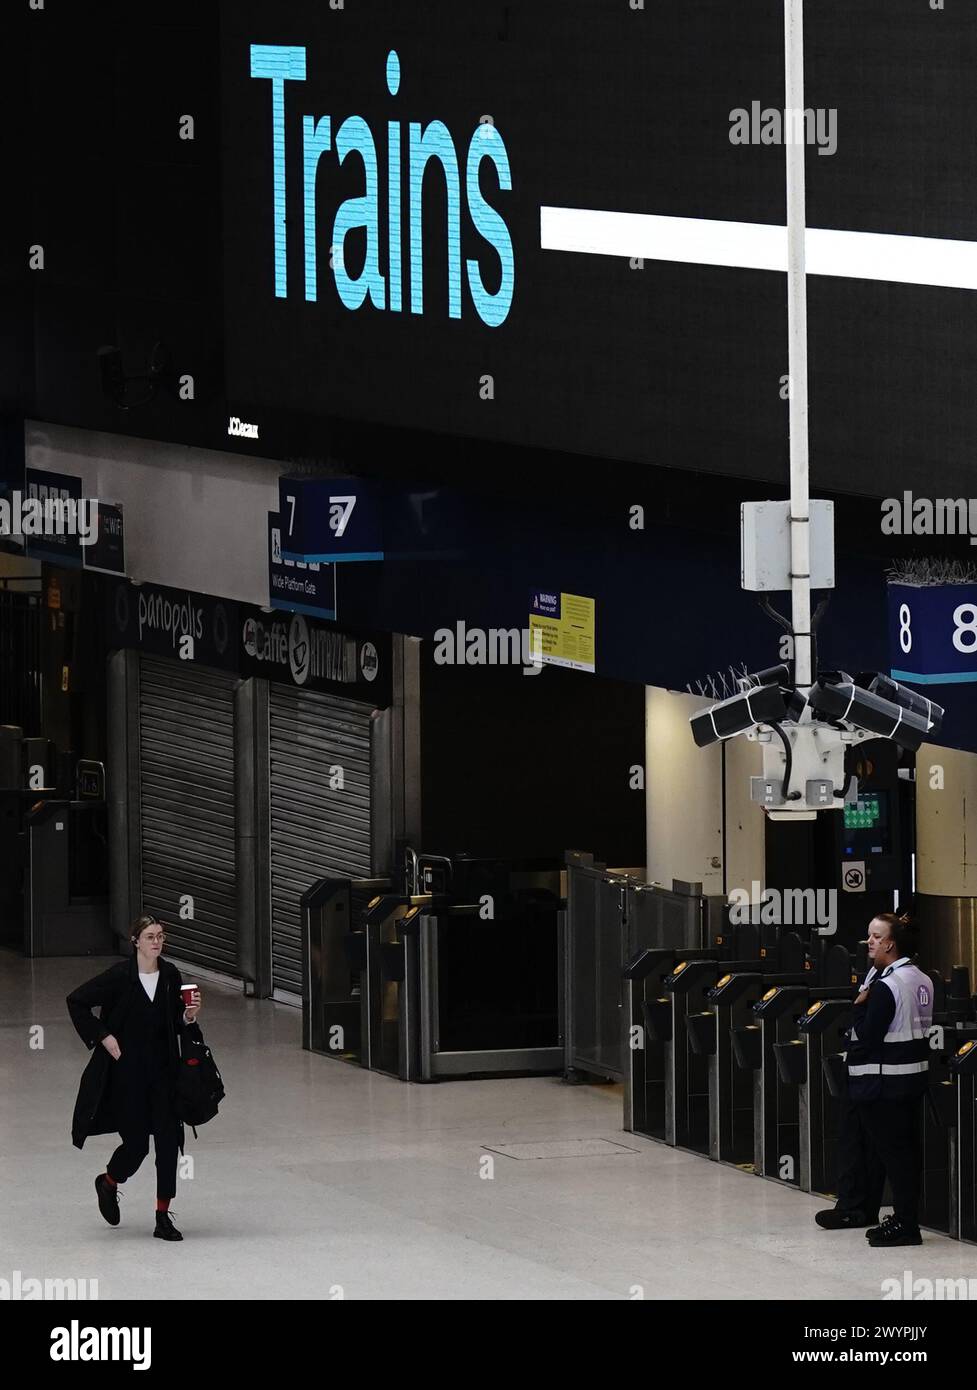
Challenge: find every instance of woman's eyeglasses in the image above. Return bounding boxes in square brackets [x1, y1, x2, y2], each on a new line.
[142, 932, 166, 944]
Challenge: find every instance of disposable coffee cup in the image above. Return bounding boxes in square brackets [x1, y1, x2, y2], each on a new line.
[181, 984, 198, 1008]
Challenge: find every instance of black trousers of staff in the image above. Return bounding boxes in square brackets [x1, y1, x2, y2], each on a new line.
[834, 1085, 923, 1227]
[857, 1097, 922, 1228]
[833, 1086, 886, 1223]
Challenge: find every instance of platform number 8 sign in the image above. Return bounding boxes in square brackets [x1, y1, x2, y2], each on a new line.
[889, 585, 977, 684]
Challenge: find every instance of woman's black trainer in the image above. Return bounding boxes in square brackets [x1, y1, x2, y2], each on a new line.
[95, 1174, 121, 1227]
[154, 1210, 183, 1241]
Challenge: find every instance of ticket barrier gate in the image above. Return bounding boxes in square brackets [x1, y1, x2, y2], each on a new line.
[304, 874, 374, 1060]
[950, 1038, 977, 1243]
[900, 969, 975, 1237]
[696, 969, 769, 1166]
[662, 952, 772, 1153]
[358, 892, 434, 1080]
[24, 764, 112, 957]
[764, 941, 855, 1194]
[681, 930, 807, 1166]
[927, 968, 977, 1238]
[302, 879, 423, 1075]
[0, 732, 110, 956]
[624, 929, 799, 1150]
[733, 977, 854, 1186]
[305, 869, 564, 1081]
[922, 969, 977, 1235]
[793, 996, 855, 1196]
[623, 947, 701, 1141]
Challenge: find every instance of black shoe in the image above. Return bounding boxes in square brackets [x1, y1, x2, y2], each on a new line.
[95, 1174, 121, 1227]
[868, 1218, 922, 1247]
[866, 1213, 896, 1240]
[153, 1210, 183, 1242]
[815, 1208, 871, 1230]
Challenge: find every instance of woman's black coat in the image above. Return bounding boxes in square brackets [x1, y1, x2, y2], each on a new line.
[67, 956, 189, 1151]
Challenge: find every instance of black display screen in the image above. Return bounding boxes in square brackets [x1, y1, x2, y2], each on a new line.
[843, 790, 891, 858]
[221, 0, 977, 496]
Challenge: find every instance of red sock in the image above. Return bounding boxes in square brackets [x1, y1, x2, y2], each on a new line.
[156, 1198, 170, 1212]
[102, 1173, 117, 1187]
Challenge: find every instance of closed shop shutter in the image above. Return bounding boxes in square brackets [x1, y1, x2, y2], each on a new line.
[269, 684, 374, 997]
[138, 656, 240, 975]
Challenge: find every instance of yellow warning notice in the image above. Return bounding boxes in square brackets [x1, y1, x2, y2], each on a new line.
[528, 591, 595, 673]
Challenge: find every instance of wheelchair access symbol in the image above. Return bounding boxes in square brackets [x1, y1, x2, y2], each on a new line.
[842, 861, 866, 893]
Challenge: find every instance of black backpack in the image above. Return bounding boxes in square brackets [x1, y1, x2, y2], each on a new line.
[175, 1026, 226, 1134]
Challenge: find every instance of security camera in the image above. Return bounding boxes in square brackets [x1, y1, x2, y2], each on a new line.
[690, 677, 791, 748]
[690, 664, 941, 818]
[855, 673, 944, 739]
[807, 673, 934, 752]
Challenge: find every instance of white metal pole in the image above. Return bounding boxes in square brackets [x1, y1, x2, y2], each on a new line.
[784, 0, 812, 687]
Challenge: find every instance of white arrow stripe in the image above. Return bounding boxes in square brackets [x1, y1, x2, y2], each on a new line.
[540, 206, 977, 291]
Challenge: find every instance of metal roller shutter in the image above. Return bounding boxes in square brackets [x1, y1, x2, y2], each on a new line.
[138, 656, 240, 975]
[269, 685, 374, 997]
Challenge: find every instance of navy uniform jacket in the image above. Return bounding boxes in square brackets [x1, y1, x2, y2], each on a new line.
[846, 958, 933, 1103]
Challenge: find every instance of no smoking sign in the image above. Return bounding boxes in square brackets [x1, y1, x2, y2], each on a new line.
[842, 861, 867, 893]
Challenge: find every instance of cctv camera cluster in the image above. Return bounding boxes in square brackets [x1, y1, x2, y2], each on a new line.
[690, 664, 943, 821]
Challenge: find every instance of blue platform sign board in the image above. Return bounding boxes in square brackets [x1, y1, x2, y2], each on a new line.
[24, 468, 85, 567]
[278, 476, 384, 563]
[268, 512, 337, 619]
[888, 583, 977, 684]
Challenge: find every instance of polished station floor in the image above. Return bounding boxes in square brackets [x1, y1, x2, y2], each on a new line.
[2, 950, 973, 1301]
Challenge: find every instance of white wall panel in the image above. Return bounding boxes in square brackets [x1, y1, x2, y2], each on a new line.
[25, 420, 282, 605]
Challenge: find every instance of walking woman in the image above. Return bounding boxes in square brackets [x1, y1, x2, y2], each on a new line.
[67, 915, 202, 1241]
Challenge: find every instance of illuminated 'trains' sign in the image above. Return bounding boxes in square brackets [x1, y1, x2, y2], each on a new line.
[250, 45, 515, 326]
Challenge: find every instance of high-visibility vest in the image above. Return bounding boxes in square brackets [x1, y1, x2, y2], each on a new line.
[846, 958, 933, 1102]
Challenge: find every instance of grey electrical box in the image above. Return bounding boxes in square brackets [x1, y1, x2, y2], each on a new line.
[751, 776, 781, 806]
[741, 500, 835, 592]
[806, 778, 834, 806]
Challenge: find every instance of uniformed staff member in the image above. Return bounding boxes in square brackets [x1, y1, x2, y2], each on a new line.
[815, 912, 932, 1246]
[815, 938, 884, 1233]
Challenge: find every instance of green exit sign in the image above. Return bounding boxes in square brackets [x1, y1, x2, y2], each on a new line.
[844, 798, 881, 831]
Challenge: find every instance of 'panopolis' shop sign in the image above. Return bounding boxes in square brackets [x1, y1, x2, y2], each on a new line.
[222, 0, 977, 496]
[104, 580, 391, 704]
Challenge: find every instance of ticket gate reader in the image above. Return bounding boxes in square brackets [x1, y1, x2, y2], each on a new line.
[698, 970, 766, 1166]
[790, 996, 855, 1196]
[303, 875, 391, 1061]
[736, 982, 853, 1185]
[623, 947, 686, 1140]
[683, 932, 810, 1165]
[712, 970, 814, 1167]
[663, 956, 764, 1153]
[357, 893, 434, 1080]
[738, 984, 808, 1184]
[916, 970, 975, 1236]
